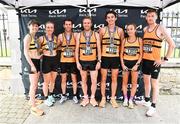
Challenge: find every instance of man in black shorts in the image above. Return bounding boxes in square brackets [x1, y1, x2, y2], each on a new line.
[141, 9, 175, 116]
[99, 10, 124, 108]
[75, 16, 101, 107]
[58, 19, 79, 104]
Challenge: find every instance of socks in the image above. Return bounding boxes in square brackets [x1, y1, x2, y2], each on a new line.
[62, 94, 66, 96]
[151, 103, 156, 108]
[124, 95, 128, 100]
[49, 92, 53, 96]
[45, 96, 48, 99]
[73, 93, 77, 97]
[145, 97, 150, 102]
[129, 96, 134, 101]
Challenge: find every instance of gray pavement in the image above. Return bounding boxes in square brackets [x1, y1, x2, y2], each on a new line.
[0, 93, 30, 124]
[24, 95, 180, 124]
[0, 93, 180, 124]
[0, 67, 180, 124]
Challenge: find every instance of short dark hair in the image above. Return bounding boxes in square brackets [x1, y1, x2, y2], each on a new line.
[82, 16, 93, 23]
[63, 18, 73, 25]
[28, 19, 40, 26]
[45, 21, 55, 27]
[105, 10, 117, 19]
[147, 9, 157, 15]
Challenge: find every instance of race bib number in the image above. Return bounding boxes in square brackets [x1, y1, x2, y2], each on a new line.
[63, 48, 74, 57]
[83, 46, 92, 55]
[106, 45, 117, 54]
[143, 44, 152, 53]
[125, 48, 138, 56]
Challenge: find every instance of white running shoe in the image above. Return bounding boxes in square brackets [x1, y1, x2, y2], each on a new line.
[49, 95, 55, 103]
[135, 100, 151, 107]
[146, 106, 156, 117]
[72, 96, 79, 104]
[59, 95, 67, 104]
[123, 99, 128, 107]
[44, 98, 53, 107]
[128, 100, 134, 109]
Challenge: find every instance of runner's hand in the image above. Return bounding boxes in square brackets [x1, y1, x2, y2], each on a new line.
[132, 65, 138, 71]
[77, 62, 82, 71]
[30, 65, 37, 73]
[153, 60, 165, 67]
[95, 62, 101, 70]
[122, 64, 128, 71]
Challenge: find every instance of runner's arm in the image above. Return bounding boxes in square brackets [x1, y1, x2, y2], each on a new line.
[160, 25, 175, 58]
[95, 32, 101, 61]
[75, 33, 80, 64]
[137, 37, 143, 65]
[57, 34, 63, 49]
[119, 28, 124, 42]
[120, 39, 125, 66]
[99, 27, 105, 41]
[23, 35, 34, 67]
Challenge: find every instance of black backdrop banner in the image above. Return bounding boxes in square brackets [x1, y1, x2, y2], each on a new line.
[18, 5, 156, 101]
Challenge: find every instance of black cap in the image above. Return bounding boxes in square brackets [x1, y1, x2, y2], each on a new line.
[28, 19, 40, 26]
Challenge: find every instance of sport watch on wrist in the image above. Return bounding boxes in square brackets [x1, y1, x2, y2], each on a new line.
[136, 63, 140, 66]
[97, 59, 102, 63]
[164, 57, 168, 61]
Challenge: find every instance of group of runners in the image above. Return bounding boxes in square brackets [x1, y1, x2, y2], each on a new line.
[24, 9, 175, 117]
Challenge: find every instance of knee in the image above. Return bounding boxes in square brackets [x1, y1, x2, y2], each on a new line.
[71, 77, 77, 83]
[131, 83, 137, 88]
[91, 80, 97, 85]
[61, 77, 67, 83]
[101, 76, 107, 83]
[111, 77, 118, 83]
[43, 82, 49, 86]
[72, 81, 77, 85]
[122, 83, 127, 89]
[81, 76, 87, 82]
[131, 78, 137, 85]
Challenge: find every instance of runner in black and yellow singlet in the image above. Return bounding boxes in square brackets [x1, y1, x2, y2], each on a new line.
[39, 21, 59, 107]
[58, 19, 79, 104]
[24, 19, 44, 116]
[75, 16, 101, 107]
[141, 9, 175, 117]
[99, 10, 124, 108]
[120, 24, 143, 109]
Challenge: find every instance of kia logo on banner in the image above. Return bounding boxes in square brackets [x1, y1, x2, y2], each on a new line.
[72, 23, 104, 32]
[136, 25, 143, 30]
[111, 9, 128, 17]
[72, 23, 82, 32]
[48, 9, 67, 18]
[21, 9, 37, 14]
[73, 23, 82, 29]
[136, 25, 143, 33]
[79, 8, 96, 17]
[20, 9, 37, 17]
[93, 24, 105, 31]
[140, 9, 148, 18]
[38, 24, 45, 33]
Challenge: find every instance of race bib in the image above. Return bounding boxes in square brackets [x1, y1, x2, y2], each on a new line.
[83, 46, 92, 55]
[63, 48, 74, 57]
[143, 44, 152, 53]
[125, 48, 138, 56]
[106, 44, 117, 54]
